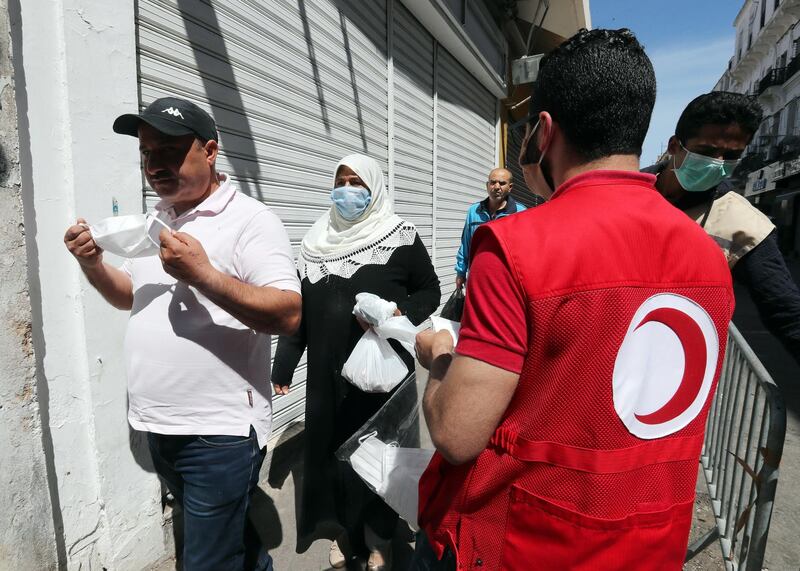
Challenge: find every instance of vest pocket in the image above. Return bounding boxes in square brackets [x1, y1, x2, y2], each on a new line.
[499, 485, 693, 571]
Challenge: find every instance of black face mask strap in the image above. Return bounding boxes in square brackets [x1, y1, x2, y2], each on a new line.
[524, 129, 541, 165]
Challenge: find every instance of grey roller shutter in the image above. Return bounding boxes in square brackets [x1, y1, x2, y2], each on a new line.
[392, 3, 435, 253]
[135, 0, 389, 435]
[434, 48, 497, 303]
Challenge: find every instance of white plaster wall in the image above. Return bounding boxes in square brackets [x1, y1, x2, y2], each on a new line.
[14, 0, 170, 568]
[0, 0, 59, 566]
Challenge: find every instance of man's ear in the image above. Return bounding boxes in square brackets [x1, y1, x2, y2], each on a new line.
[537, 111, 554, 159]
[667, 135, 681, 156]
[205, 139, 219, 164]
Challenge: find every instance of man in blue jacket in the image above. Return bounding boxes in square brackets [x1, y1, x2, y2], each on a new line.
[454, 168, 526, 289]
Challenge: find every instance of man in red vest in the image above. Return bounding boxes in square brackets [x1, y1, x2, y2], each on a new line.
[413, 28, 734, 570]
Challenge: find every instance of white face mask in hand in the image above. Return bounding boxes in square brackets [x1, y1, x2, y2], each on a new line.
[89, 213, 171, 258]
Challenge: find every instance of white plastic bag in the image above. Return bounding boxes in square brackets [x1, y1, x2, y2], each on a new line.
[374, 315, 423, 354]
[341, 330, 408, 392]
[342, 315, 426, 393]
[353, 292, 398, 326]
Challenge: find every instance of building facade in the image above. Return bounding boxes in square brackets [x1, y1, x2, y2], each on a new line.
[715, 0, 800, 255]
[6, 0, 587, 568]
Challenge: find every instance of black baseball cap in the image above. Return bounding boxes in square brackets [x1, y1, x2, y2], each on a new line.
[113, 97, 218, 142]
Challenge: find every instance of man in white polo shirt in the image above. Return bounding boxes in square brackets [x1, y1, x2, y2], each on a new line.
[63, 97, 301, 571]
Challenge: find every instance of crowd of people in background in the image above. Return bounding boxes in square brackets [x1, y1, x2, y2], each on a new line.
[63, 24, 798, 571]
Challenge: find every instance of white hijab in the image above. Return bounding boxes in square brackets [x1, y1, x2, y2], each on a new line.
[301, 153, 403, 256]
[299, 154, 417, 283]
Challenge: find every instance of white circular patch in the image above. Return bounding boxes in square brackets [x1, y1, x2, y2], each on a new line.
[612, 293, 718, 439]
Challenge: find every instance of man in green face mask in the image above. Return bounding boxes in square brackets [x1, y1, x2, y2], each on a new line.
[645, 91, 800, 365]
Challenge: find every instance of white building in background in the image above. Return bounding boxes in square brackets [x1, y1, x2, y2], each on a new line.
[3, 0, 587, 568]
[715, 0, 800, 255]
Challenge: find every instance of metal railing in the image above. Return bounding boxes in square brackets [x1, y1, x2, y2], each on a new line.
[758, 67, 787, 95]
[686, 323, 787, 571]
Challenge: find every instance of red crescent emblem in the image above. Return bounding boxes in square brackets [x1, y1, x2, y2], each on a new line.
[633, 307, 707, 425]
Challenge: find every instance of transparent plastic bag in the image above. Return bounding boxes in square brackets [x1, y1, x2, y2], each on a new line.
[338, 318, 459, 527]
[337, 372, 434, 528]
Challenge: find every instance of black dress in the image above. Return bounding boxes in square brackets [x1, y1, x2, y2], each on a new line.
[272, 232, 440, 554]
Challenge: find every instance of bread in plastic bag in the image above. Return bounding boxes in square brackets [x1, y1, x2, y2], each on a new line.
[341, 316, 426, 393]
[341, 329, 408, 393]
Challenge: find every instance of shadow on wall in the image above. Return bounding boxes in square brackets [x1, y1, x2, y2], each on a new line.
[336, 6, 368, 152]
[161, 0, 499, 203]
[176, 0, 262, 200]
[8, 0, 69, 565]
[170, 0, 393, 190]
[298, 0, 331, 135]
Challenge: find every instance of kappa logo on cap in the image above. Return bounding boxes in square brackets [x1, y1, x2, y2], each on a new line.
[161, 107, 185, 120]
[612, 293, 718, 439]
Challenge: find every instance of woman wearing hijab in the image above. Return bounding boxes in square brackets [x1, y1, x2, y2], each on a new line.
[272, 153, 440, 570]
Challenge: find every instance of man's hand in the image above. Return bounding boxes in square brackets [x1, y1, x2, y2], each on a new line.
[415, 329, 455, 370]
[455, 275, 465, 290]
[159, 229, 217, 288]
[64, 218, 133, 310]
[64, 218, 103, 269]
[273, 384, 290, 396]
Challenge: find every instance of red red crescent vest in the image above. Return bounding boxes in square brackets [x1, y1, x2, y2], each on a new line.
[419, 171, 734, 570]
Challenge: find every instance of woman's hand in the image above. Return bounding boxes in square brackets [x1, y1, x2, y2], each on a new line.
[356, 317, 371, 332]
[273, 384, 290, 395]
[356, 307, 401, 332]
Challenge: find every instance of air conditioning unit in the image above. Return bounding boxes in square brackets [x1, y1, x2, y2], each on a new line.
[512, 54, 544, 85]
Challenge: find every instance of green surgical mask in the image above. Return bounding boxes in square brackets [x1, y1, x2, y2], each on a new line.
[673, 143, 740, 192]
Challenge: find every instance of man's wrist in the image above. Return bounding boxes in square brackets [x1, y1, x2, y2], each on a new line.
[79, 258, 105, 276]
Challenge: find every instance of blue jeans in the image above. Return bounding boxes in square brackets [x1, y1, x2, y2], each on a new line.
[148, 428, 273, 571]
[410, 530, 456, 571]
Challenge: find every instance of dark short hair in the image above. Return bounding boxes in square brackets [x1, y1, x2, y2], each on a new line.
[675, 91, 763, 143]
[530, 28, 656, 161]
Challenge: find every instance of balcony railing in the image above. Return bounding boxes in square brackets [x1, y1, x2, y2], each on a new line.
[788, 52, 800, 81]
[758, 67, 787, 95]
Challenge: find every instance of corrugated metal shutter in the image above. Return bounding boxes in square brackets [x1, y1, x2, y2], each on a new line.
[392, 3, 435, 253]
[135, 0, 389, 435]
[434, 48, 497, 303]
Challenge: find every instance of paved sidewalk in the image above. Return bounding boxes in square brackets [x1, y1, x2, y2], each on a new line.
[251, 425, 416, 571]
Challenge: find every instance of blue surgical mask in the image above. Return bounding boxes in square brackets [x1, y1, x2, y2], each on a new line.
[331, 186, 371, 220]
[673, 143, 740, 192]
